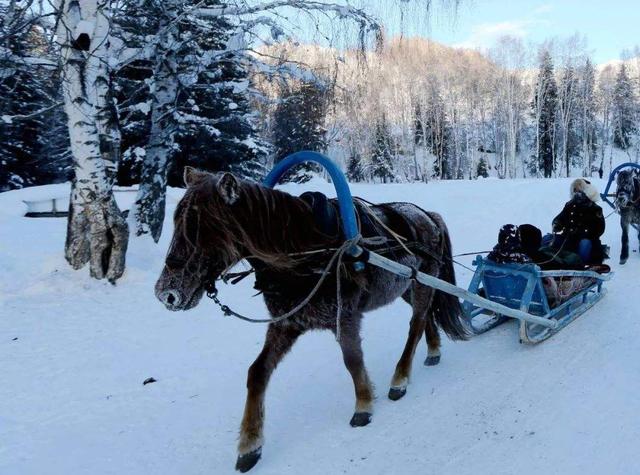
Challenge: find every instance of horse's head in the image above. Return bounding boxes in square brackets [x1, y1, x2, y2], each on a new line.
[616, 169, 640, 209]
[155, 167, 243, 311]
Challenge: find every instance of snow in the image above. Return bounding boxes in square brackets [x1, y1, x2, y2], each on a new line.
[2, 178, 640, 475]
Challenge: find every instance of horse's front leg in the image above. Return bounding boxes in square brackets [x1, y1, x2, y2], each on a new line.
[620, 215, 630, 264]
[236, 324, 301, 473]
[337, 315, 375, 427]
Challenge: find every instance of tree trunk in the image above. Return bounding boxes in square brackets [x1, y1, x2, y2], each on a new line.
[131, 20, 179, 242]
[57, 0, 128, 282]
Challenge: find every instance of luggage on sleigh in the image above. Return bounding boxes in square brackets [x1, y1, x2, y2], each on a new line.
[463, 256, 611, 344]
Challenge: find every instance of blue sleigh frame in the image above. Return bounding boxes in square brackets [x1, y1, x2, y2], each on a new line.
[463, 257, 610, 344]
[263, 151, 612, 345]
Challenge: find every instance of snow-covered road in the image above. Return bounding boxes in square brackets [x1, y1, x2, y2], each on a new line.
[1, 178, 639, 475]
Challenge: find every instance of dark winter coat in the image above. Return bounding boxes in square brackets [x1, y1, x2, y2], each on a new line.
[551, 191, 605, 264]
[552, 191, 605, 242]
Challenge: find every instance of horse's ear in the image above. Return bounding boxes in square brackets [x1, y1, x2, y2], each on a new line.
[217, 173, 240, 204]
[184, 166, 200, 187]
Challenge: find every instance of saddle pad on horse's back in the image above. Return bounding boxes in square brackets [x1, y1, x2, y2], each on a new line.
[300, 191, 341, 238]
[299, 191, 381, 239]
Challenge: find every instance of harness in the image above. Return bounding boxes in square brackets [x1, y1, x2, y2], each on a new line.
[617, 174, 640, 209]
[203, 198, 446, 338]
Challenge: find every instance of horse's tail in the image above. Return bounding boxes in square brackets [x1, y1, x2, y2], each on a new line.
[427, 212, 470, 341]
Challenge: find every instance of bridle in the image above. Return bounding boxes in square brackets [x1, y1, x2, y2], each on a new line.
[616, 173, 640, 209]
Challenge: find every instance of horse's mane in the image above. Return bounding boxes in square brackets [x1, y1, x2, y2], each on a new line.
[175, 174, 336, 270]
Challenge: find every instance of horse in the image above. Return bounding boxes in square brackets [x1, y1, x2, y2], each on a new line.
[615, 169, 640, 264]
[155, 167, 468, 472]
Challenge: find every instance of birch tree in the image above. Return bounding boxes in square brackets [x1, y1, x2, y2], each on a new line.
[56, 0, 128, 282]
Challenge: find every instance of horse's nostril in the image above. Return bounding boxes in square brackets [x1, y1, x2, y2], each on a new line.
[160, 290, 182, 308]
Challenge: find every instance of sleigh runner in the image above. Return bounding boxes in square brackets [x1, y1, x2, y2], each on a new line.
[463, 256, 610, 344]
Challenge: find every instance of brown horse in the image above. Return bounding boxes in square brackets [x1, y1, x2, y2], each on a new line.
[155, 167, 468, 472]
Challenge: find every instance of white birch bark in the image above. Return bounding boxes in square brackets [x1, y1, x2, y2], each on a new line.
[57, 0, 128, 282]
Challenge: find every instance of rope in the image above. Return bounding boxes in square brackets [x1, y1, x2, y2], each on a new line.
[207, 236, 362, 330]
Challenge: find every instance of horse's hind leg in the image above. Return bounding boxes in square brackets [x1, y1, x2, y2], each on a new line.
[423, 317, 441, 366]
[236, 324, 301, 473]
[337, 315, 375, 427]
[389, 285, 435, 401]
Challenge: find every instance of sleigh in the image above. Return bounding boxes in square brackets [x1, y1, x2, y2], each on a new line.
[262, 151, 614, 345]
[463, 257, 611, 344]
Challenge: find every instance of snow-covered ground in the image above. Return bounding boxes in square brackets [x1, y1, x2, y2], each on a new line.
[2, 178, 639, 475]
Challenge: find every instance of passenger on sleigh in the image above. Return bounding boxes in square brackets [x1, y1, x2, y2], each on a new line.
[541, 178, 607, 267]
[487, 179, 608, 271]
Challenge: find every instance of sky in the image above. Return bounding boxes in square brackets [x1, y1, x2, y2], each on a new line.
[363, 0, 640, 64]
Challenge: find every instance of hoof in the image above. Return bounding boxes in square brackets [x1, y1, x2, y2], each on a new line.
[424, 355, 441, 366]
[236, 447, 262, 473]
[388, 386, 407, 401]
[350, 411, 372, 427]
[620, 257, 628, 265]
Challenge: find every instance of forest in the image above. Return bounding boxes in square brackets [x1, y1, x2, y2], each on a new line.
[2, 0, 640, 281]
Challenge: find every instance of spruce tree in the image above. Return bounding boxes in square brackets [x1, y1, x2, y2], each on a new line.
[272, 78, 329, 182]
[371, 115, 394, 183]
[476, 157, 489, 178]
[0, 4, 70, 190]
[115, 0, 266, 188]
[533, 50, 557, 178]
[346, 149, 365, 182]
[558, 64, 580, 177]
[612, 63, 637, 150]
[579, 59, 598, 174]
[424, 86, 452, 179]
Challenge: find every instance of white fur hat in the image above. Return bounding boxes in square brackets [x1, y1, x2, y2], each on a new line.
[570, 178, 600, 203]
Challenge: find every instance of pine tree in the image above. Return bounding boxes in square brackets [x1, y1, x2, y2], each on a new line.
[424, 86, 452, 179]
[476, 157, 489, 178]
[557, 64, 580, 177]
[346, 149, 365, 182]
[272, 78, 329, 182]
[117, 0, 267, 240]
[0, 4, 70, 190]
[612, 63, 637, 150]
[578, 59, 598, 174]
[371, 115, 394, 183]
[533, 50, 557, 178]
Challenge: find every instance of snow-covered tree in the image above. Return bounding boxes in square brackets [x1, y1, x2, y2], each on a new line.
[532, 49, 557, 178]
[56, 0, 128, 282]
[557, 64, 580, 177]
[272, 78, 330, 182]
[578, 59, 598, 175]
[371, 114, 394, 183]
[0, 1, 70, 190]
[612, 62, 637, 150]
[116, 0, 269, 240]
[476, 156, 489, 178]
[346, 148, 365, 182]
[424, 84, 452, 179]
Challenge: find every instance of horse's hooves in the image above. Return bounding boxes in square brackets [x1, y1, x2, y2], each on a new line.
[388, 386, 407, 401]
[620, 258, 628, 265]
[236, 448, 262, 473]
[424, 355, 441, 366]
[350, 412, 372, 427]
